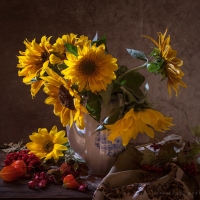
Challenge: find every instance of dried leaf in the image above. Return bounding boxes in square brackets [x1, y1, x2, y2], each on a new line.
[79, 164, 89, 177]
[177, 150, 188, 165]
[157, 142, 177, 163]
[73, 161, 79, 171]
[47, 168, 62, 183]
[1, 140, 26, 153]
[59, 162, 71, 174]
[140, 147, 156, 165]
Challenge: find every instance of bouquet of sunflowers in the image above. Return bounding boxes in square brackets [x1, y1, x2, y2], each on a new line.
[16, 29, 187, 147]
[0, 29, 189, 194]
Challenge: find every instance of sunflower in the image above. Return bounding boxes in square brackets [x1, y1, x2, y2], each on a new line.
[105, 108, 174, 146]
[26, 126, 68, 160]
[62, 43, 118, 93]
[49, 34, 91, 65]
[143, 29, 187, 96]
[50, 33, 77, 63]
[75, 35, 91, 48]
[41, 67, 88, 129]
[17, 36, 52, 97]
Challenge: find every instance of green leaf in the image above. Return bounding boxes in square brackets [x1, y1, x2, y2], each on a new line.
[126, 49, 148, 61]
[98, 84, 113, 106]
[115, 70, 145, 89]
[115, 65, 128, 78]
[147, 62, 160, 73]
[48, 63, 64, 76]
[94, 107, 121, 132]
[91, 34, 108, 52]
[120, 86, 137, 103]
[103, 107, 122, 125]
[86, 93, 101, 122]
[86, 101, 101, 122]
[113, 83, 145, 101]
[141, 147, 157, 165]
[57, 62, 68, 71]
[65, 43, 78, 57]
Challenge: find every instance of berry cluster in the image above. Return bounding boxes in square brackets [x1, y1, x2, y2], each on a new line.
[142, 164, 164, 173]
[150, 143, 162, 151]
[28, 171, 55, 189]
[4, 150, 41, 172]
[182, 162, 198, 176]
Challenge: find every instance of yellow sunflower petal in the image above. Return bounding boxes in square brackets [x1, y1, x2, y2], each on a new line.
[26, 142, 43, 151]
[45, 152, 54, 160]
[140, 110, 151, 124]
[29, 134, 45, 144]
[143, 125, 155, 138]
[49, 54, 62, 64]
[49, 125, 58, 137]
[31, 80, 45, 98]
[54, 144, 68, 151]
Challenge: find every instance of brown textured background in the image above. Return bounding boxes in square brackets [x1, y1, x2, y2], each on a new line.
[0, 0, 199, 144]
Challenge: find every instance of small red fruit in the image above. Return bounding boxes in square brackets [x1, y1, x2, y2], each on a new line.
[0, 166, 18, 181]
[78, 183, 88, 192]
[63, 174, 79, 189]
[38, 179, 47, 188]
[28, 180, 37, 189]
[11, 160, 27, 177]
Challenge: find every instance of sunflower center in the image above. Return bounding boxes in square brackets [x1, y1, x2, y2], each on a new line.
[58, 85, 75, 110]
[43, 140, 54, 153]
[79, 59, 97, 76]
[41, 51, 49, 62]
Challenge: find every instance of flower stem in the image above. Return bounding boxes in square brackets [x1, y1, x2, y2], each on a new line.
[132, 64, 147, 71]
[117, 63, 147, 80]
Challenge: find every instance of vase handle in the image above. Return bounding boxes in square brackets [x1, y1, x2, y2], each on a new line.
[66, 122, 87, 159]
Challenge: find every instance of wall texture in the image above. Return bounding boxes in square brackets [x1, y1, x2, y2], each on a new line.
[0, 0, 199, 144]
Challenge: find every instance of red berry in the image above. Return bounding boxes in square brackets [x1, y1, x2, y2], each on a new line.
[78, 183, 87, 192]
[38, 180, 47, 188]
[28, 180, 36, 189]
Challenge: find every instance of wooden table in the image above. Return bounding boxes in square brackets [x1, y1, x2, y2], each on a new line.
[0, 150, 99, 199]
